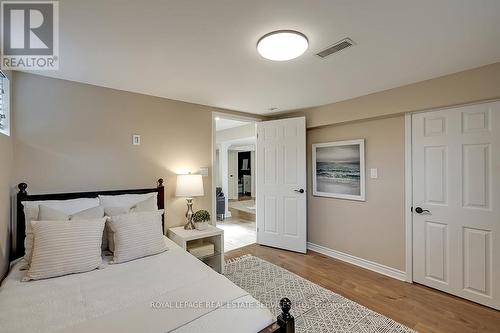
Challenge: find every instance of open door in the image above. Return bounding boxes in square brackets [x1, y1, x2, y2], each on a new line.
[256, 117, 307, 253]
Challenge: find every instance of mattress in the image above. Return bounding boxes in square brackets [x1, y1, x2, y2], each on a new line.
[0, 237, 273, 333]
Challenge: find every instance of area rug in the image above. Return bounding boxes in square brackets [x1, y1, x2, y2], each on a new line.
[225, 255, 416, 333]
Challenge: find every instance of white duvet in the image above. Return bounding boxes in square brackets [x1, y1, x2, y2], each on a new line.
[0, 238, 273, 333]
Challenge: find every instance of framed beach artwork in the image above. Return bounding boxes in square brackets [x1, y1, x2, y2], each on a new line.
[312, 139, 365, 201]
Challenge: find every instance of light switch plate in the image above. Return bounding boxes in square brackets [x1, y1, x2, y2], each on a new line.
[132, 134, 141, 145]
[370, 168, 378, 179]
[199, 167, 209, 176]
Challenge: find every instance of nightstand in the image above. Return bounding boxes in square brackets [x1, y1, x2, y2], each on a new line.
[167, 225, 224, 274]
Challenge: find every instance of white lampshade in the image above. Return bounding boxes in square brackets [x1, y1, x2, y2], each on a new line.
[176, 174, 204, 197]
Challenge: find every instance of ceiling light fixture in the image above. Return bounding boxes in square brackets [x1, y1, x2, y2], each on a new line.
[257, 30, 308, 61]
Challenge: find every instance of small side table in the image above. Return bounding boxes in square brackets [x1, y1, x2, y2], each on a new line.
[167, 225, 224, 274]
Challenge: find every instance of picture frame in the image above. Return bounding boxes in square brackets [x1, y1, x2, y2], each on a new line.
[312, 139, 365, 201]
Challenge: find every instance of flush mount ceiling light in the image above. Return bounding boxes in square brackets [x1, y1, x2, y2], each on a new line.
[257, 30, 308, 61]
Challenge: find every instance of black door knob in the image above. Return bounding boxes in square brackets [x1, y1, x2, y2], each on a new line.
[414, 207, 430, 214]
[294, 189, 305, 194]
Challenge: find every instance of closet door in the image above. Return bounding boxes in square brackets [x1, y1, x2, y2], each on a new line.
[412, 101, 500, 310]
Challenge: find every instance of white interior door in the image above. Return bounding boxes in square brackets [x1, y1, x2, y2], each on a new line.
[256, 117, 307, 253]
[412, 101, 500, 310]
[228, 150, 238, 200]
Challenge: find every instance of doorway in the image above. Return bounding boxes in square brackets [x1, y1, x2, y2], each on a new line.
[213, 115, 258, 252]
[212, 115, 308, 255]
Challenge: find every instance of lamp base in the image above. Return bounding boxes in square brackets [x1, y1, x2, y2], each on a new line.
[184, 221, 195, 230]
[183, 198, 196, 230]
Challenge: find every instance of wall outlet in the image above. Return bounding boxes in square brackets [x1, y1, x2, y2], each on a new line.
[370, 168, 378, 179]
[132, 134, 141, 145]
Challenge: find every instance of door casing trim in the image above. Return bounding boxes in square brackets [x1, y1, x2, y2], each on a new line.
[404, 113, 413, 282]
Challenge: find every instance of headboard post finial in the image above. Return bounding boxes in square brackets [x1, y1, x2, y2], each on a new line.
[157, 178, 165, 234]
[18, 183, 28, 195]
[277, 298, 294, 333]
[13, 183, 28, 261]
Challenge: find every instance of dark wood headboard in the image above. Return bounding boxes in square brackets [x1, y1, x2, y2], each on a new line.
[11, 179, 165, 262]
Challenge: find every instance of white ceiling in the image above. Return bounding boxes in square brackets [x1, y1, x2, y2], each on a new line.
[229, 138, 256, 148]
[215, 118, 250, 131]
[34, 0, 500, 114]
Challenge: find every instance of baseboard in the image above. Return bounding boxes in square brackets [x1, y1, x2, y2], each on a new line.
[307, 242, 407, 282]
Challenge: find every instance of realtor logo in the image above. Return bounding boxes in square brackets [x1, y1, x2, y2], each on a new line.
[1, 1, 59, 70]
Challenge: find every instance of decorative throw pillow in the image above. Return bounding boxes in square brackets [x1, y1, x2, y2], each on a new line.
[104, 197, 159, 252]
[38, 205, 107, 251]
[23, 218, 106, 281]
[104, 206, 131, 252]
[107, 210, 167, 264]
[22, 198, 100, 267]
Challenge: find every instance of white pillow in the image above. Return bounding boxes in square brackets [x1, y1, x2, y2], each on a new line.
[99, 193, 158, 209]
[130, 195, 157, 212]
[22, 198, 100, 266]
[22, 197, 100, 215]
[104, 196, 159, 252]
[108, 210, 167, 264]
[38, 205, 107, 251]
[38, 205, 105, 221]
[23, 218, 106, 281]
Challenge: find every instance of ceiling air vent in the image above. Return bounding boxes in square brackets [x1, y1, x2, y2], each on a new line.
[316, 38, 355, 58]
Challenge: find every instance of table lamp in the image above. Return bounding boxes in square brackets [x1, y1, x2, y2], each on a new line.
[176, 174, 204, 230]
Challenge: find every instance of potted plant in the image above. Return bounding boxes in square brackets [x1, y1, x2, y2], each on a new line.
[192, 210, 211, 230]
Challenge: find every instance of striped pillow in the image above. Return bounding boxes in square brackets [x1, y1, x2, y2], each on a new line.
[21, 198, 100, 268]
[108, 210, 167, 264]
[23, 218, 106, 281]
[104, 196, 159, 252]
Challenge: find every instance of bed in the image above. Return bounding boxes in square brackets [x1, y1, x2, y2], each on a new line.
[0, 180, 294, 333]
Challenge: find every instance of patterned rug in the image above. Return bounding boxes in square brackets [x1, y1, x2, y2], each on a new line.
[224, 255, 416, 333]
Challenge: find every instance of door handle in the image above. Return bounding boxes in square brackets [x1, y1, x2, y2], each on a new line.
[414, 207, 430, 214]
[294, 189, 305, 194]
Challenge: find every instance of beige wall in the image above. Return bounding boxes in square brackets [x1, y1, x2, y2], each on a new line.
[0, 133, 13, 278]
[281, 62, 500, 129]
[11, 72, 245, 231]
[279, 62, 500, 272]
[0, 71, 13, 279]
[308, 116, 405, 270]
[8, 62, 500, 277]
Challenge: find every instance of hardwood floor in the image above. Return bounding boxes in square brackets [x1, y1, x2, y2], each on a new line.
[226, 244, 500, 333]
